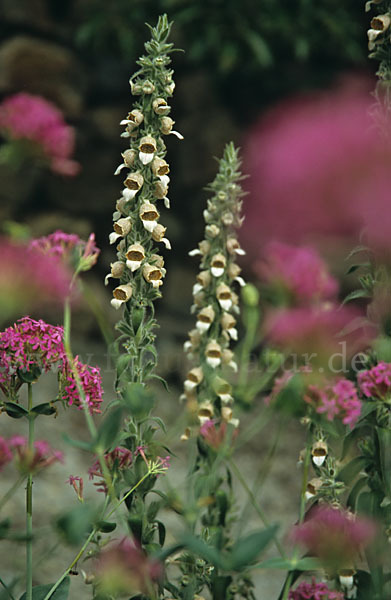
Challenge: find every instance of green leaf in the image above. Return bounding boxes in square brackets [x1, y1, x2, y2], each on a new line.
[376, 427, 391, 497]
[342, 289, 371, 305]
[56, 504, 96, 545]
[337, 456, 369, 484]
[345, 262, 370, 275]
[347, 477, 368, 511]
[373, 336, 391, 362]
[245, 30, 273, 67]
[227, 525, 278, 571]
[121, 382, 154, 418]
[255, 556, 321, 570]
[62, 433, 93, 452]
[19, 577, 70, 600]
[31, 402, 57, 416]
[17, 365, 41, 384]
[95, 407, 123, 451]
[181, 534, 226, 569]
[4, 402, 28, 419]
[96, 520, 117, 533]
[157, 520, 166, 546]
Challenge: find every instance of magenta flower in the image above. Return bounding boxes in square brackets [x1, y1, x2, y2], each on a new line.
[0, 238, 72, 316]
[60, 356, 103, 414]
[257, 242, 338, 306]
[0, 92, 80, 176]
[95, 537, 163, 596]
[291, 505, 376, 568]
[200, 419, 237, 450]
[0, 317, 66, 397]
[305, 378, 362, 428]
[241, 79, 391, 257]
[89, 446, 133, 492]
[9, 436, 63, 474]
[29, 230, 100, 273]
[265, 305, 373, 365]
[289, 578, 344, 600]
[357, 361, 391, 401]
[67, 475, 84, 501]
[0, 437, 13, 470]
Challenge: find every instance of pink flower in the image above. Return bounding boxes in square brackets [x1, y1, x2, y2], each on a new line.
[241, 79, 391, 257]
[0, 437, 12, 470]
[0, 317, 66, 397]
[95, 537, 163, 596]
[200, 419, 237, 450]
[291, 505, 376, 568]
[305, 378, 362, 428]
[357, 361, 391, 401]
[9, 436, 63, 474]
[29, 230, 100, 273]
[257, 242, 338, 306]
[67, 475, 84, 501]
[265, 305, 373, 364]
[89, 447, 133, 492]
[0, 92, 80, 175]
[289, 578, 344, 600]
[60, 356, 103, 414]
[0, 238, 72, 316]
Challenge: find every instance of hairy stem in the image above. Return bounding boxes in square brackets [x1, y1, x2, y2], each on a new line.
[26, 383, 34, 600]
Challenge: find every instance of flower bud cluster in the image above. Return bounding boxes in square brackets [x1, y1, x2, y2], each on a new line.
[107, 15, 182, 312]
[183, 143, 245, 430]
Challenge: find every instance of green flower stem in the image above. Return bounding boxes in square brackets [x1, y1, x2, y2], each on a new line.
[26, 383, 35, 600]
[0, 476, 25, 512]
[228, 458, 285, 558]
[42, 470, 154, 600]
[281, 571, 294, 600]
[0, 576, 16, 600]
[237, 304, 260, 392]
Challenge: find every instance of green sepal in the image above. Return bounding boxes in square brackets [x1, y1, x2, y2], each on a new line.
[4, 402, 29, 419]
[30, 402, 57, 416]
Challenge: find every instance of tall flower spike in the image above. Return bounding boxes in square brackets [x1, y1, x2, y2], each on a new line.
[108, 15, 181, 391]
[183, 142, 246, 427]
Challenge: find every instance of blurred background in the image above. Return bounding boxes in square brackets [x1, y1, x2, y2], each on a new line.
[0, 2, 381, 595]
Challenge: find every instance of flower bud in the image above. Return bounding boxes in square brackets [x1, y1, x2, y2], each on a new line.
[205, 224, 220, 239]
[126, 243, 145, 272]
[160, 117, 175, 134]
[150, 253, 165, 269]
[196, 305, 215, 333]
[198, 400, 214, 423]
[371, 14, 391, 32]
[221, 348, 238, 372]
[221, 211, 234, 226]
[123, 172, 144, 201]
[152, 98, 171, 115]
[111, 283, 133, 309]
[210, 253, 226, 277]
[213, 377, 233, 404]
[196, 270, 212, 290]
[338, 569, 355, 590]
[140, 202, 159, 233]
[180, 427, 191, 442]
[122, 149, 136, 167]
[142, 80, 155, 94]
[241, 283, 259, 307]
[152, 157, 170, 177]
[127, 109, 144, 126]
[304, 477, 323, 501]
[110, 261, 125, 278]
[143, 263, 163, 288]
[151, 223, 171, 249]
[139, 135, 157, 165]
[205, 341, 222, 368]
[226, 237, 245, 256]
[221, 313, 238, 340]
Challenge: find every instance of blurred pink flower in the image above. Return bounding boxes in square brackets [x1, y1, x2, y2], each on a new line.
[241, 80, 391, 256]
[9, 435, 63, 474]
[96, 538, 163, 596]
[60, 356, 103, 414]
[200, 419, 237, 450]
[289, 578, 344, 600]
[305, 378, 361, 428]
[0, 437, 13, 470]
[89, 446, 133, 492]
[291, 505, 376, 568]
[357, 361, 391, 400]
[0, 238, 73, 317]
[257, 241, 338, 305]
[29, 230, 100, 272]
[0, 92, 80, 175]
[265, 305, 374, 364]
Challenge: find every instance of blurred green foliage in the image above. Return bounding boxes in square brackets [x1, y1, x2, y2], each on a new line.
[76, 0, 368, 111]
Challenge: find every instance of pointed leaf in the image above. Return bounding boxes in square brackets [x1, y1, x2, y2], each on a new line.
[95, 407, 123, 451]
[376, 427, 391, 497]
[62, 433, 93, 452]
[4, 402, 29, 419]
[227, 525, 278, 571]
[19, 577, 70, 600]
[31, 402, 57, 416]
[181, 534, 226, 569]
[342, 289, 371, 305]
[255, 556, 321, 570]
[337, 456, 369, 484]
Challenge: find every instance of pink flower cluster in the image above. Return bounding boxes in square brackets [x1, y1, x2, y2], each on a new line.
[242, 79, 391, 255]
[289, 578, 344, 600]
[305, 378, 362, 428]
[89, 446, 133, 492]
[0, 238, 72, 313]
[29, 230, 100, 272]
[96, 537, 163, 595]
[0, 317, 103, 412]
[200, 419, 238, 450]
[0, 92, 80, 176]
[357, 361, 391, 401]
[0, 435, 63, 474]
[257, 242, 338, 306]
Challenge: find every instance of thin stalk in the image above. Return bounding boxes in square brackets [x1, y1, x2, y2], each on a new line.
[0, 476, 25, 512]
[229, 459, 285, 558]
[42, 470, 153, 600]
[26, 383, 35, 600]
[237, 305, 259, 390]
